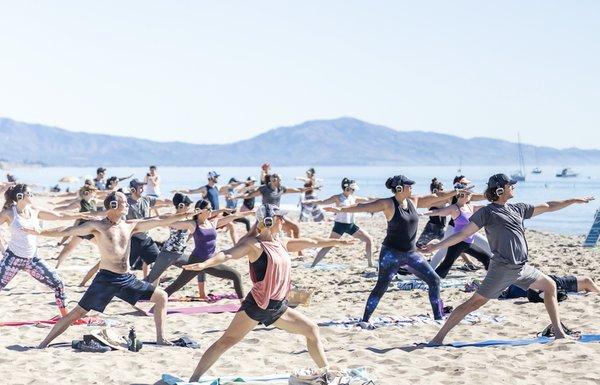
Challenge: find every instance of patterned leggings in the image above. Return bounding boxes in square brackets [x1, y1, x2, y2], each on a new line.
[363, 245, 443, 321]
[0, 249, 67, 308]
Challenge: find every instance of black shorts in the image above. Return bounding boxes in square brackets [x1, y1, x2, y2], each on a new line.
[78, 269, 155, 312]
[332, 222, 359, 236]
[239, 293, 288, 326]
[550, 275, 578, 293]
[129, 236, 160, 270]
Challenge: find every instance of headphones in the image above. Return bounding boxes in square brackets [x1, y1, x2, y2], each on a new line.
[109, 200, 119, 209]
[262, 205, 274, 228]
[16, 192, 25, 200]
[177, 202, 186, 209]
[394, 185, 404, 193]
[495, 187, 505, 196]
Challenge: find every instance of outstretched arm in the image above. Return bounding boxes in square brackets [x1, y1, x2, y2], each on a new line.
[215, 210, 254, 228]
[132, 211, 195, 233]
[37, 209, 95, 221]
[532, 197, 595, 217]
[283, 187, 308, 194]
[421, 204, 458, 217]
[182, 238, 252, 271]
[30, 221, 98, 238]
[118, 174, 134, 182]
[324, 198, 387, 214]
[285, 237, 354, 253]
[419, 222, 480, 253]
[415, 190, 459, 209]
[303, 194, 337, 206]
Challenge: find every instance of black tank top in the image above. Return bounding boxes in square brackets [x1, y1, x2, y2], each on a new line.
[382, 197, 419, 252]
[427, 206, 447, 227]
[249, 250, 268, 282]
[243, 196, 255, 210]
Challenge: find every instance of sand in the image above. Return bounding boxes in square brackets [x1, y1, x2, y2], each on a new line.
[1, 198, 599, 385]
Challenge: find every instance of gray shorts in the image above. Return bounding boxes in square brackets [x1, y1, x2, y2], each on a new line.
[477, 260, 542, 299]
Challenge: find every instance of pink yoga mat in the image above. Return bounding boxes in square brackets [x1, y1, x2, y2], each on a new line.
[159, 303, 240, 315]
[0, 316, 104, 327]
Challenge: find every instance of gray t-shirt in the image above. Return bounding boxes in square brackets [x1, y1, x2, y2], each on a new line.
[470, 202, 534, 265]
[258, 184, 287, 207]
[126, 194, 157, 239]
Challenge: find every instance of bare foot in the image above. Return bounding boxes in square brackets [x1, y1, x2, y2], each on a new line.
[156, 338, 174, 346]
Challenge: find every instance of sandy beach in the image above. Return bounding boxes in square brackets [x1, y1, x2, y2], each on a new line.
[1, 198, 599, 385]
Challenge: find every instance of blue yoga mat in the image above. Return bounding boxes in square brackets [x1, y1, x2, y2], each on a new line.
[448, 334, 600, 348]
[162, 373, 289, 385]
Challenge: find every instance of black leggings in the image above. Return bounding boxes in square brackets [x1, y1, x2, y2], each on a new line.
[435, 241, 491, 278]
[164, 254, 244, 298]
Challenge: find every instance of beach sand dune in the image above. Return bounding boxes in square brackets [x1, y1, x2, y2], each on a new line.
[1, 201, 599, 385]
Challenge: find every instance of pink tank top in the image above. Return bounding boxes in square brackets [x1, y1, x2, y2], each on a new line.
[249, 240, 292, 309]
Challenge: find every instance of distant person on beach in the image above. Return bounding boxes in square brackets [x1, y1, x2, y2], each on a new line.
[94, 168, 134, 191]
[304, 178, 375, 267]
[324, 175, 465, 321]
[182, 204, 355, 382]
[29, 191, 194, 348]
[236, 173, 310, 251]
[145, 165, 162, 217]
[296, 168, 325, 223]
[0, 184, 93, 317]
[420, 173, 595, 343]
[223, 177, 252, 232]
[260, 163, 271, 185]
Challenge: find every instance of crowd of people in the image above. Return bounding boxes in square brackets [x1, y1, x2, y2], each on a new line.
[0, 164, 596, 382]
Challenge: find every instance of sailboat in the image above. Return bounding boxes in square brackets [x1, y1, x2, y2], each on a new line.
[556, 168, 579, 178]
[510, 134, 526, 182]
[531, 149, 542, 174]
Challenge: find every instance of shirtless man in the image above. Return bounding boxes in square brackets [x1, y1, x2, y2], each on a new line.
[29, 191, 195, 348]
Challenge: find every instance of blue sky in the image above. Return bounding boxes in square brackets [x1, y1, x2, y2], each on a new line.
[1, 1, 598, 148]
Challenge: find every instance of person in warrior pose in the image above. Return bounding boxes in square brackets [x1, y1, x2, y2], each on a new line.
[182, 204, 355, 382]
[325, 175, 467, 321]
[420, 174, 594, 343]
[30, 191, 195, 348]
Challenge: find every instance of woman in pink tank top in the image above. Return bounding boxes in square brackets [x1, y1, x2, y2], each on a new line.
[182, 204, 354, 382]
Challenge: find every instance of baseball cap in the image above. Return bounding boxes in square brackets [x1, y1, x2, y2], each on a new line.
[387, 175, 415, 189]
[172, 193, 193, 207]
[487, 173, 517, 189]
[129, 178, 146, 189]
[207, 171, 220, 179]
[229, 177, 240, 184]
[97, 167, 106, 174]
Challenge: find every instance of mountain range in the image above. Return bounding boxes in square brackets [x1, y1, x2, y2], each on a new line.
[1, 116, 599, 167]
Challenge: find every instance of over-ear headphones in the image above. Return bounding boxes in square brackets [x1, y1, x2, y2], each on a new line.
[395, 185, 404, 193]
[263, 205, 274, 228]
[177, 203, 186, 209]
[109, 200, 119, 209]
[496, 187, 505, 196]
[16, 192, 24, 200]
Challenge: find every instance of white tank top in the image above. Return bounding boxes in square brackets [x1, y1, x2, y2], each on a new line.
[335, 193, 356, 224]
[145, 176, 161, 196]
[8, 206, 39, 258]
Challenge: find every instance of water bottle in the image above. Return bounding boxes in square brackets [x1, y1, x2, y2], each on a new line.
[128, 326, 137, 352]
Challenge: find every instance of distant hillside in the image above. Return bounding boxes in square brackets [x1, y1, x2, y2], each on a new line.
[1, 117, 599, 166]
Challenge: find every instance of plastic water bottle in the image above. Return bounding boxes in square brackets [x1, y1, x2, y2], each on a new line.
[128, 326, 137, 352]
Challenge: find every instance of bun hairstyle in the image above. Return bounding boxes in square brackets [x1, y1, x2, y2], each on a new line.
[3, 184, 28, 209]
[341, 177, 350, 189]
[307, 167, 315, 176]
[385, 176, 402, 192]
[430, 178, 443, 194]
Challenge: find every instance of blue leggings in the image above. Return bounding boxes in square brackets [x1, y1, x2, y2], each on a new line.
[362, 245, 444, 321]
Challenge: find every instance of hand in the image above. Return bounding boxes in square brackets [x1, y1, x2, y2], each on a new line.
[21, 226, 40, 236]
[337, 239, 357, 246]
[323, 207, 341, 213]
[572, 196, 595, 204]
[183, 262, 205, 271]
[419, 242, 439, 254]
[419, 210, 435, 217]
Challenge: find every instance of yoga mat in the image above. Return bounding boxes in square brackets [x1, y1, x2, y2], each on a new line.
[439, 334, 600, 348]
[150, 303, 240, 315]
[169, 293, 239, 303]
[162, 373, 289, 385]
[0, 316, 105, 327]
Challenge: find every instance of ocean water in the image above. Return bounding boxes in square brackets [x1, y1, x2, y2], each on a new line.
[6, 165, 600, 236]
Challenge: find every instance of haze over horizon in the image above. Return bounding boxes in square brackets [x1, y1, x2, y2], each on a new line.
[1, 1, 599, 149]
